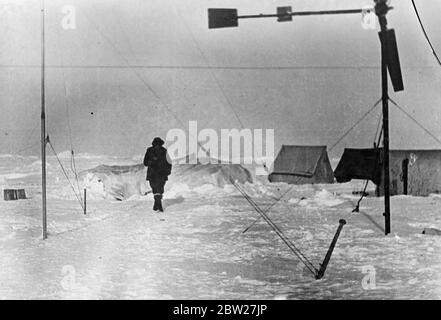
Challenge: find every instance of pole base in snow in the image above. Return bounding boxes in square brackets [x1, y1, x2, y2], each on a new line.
[315, 219, 346, 280]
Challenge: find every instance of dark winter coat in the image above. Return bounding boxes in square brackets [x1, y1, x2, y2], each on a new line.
[143, 145, 172, 182]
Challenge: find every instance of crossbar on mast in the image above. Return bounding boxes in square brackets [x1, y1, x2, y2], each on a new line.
[237, 8, 368, 20]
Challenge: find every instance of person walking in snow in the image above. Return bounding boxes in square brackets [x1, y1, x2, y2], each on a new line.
[143, 137, 172, 212]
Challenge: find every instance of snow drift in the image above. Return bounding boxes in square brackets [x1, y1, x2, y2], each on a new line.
[79, 161, 253, 200]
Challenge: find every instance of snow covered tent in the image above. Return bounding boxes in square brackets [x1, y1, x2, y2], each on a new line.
[268, 145, 334, 184]
[170, 156, 253, 188]
[334, 148, 441, 196]
[79, 158, 253, 200]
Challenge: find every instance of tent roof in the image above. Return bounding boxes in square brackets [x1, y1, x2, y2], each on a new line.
[272, 145, 328, 176]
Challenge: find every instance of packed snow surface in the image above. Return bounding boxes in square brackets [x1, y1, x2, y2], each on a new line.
[1, 153, 441, 299]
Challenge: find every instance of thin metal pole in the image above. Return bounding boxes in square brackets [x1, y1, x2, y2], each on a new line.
[41, 0, 47, 240]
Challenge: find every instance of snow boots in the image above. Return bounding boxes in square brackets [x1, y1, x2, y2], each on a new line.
[153, 194, 163, 212]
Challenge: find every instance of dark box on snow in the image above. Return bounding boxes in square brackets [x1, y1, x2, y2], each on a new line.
[3, 189, 26, 201]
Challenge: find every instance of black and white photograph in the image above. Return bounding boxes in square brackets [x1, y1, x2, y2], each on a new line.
[1, 0, 441, 304]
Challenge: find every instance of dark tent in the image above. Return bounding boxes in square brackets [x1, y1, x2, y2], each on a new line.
[334, 148, 382, 185]
[268, 145, 334, 184]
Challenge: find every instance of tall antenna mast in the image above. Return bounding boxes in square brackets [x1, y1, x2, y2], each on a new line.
[375, 0, 404, 235]
[41, 0, 47, 240]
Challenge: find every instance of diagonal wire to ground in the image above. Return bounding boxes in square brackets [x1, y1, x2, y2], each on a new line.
[242, 160, 318, 234]
[56, 26, 83, 204]
[47, 139, 85, 211]
[242, 185, 295, 233]
[230, 178, 318, 276]
[170, 0, 245, 129]
[80, 6, 210, 156]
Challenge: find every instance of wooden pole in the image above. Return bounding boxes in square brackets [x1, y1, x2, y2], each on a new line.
[41, 0, 47, 240]
[84, 189, 87, 215]
[376, 1, 391, 235]
[382, 41, 391, 235]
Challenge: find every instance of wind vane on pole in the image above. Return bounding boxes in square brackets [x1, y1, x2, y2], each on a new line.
[208, 0, 404, 235]
[208, 6, 375, 29]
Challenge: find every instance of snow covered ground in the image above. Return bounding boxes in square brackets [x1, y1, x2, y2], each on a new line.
[1, 153, 441, 299]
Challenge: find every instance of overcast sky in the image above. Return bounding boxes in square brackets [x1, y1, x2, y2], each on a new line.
[1, 0, 440, 158]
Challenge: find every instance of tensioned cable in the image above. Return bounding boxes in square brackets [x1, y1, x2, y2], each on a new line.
[389, 98, 441, 146]
[59, 51, 83, 203]
[234, 182, 316, 269]
[240, 182, 324, 269]
[411, 0, 441, 66]
[80, 7, 210, 156]
[54, 24, 83, 204]
[233, 182, 315, 266]
[113, 11, 160, 135]
[60, 80, 83, 204]
[328, 98, 382, 152]
[230, 178, 318, 275]
[70, 150, 83, 203]
[242, 185, 295, 233]
[232, 181, 318, 276]
[170, 0, 245, 129]
[48, 139, 85, 211]
[353, 117, 384, 212]
[373, 108, 383, 145]
[60, 70, 74, 153]
[242, 160, 319, 233]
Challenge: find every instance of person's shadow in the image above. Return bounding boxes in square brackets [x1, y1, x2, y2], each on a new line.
[163, 196, 185, 209]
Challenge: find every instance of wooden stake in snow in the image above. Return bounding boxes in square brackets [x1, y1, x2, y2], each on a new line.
[84, 188, 87, 215]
